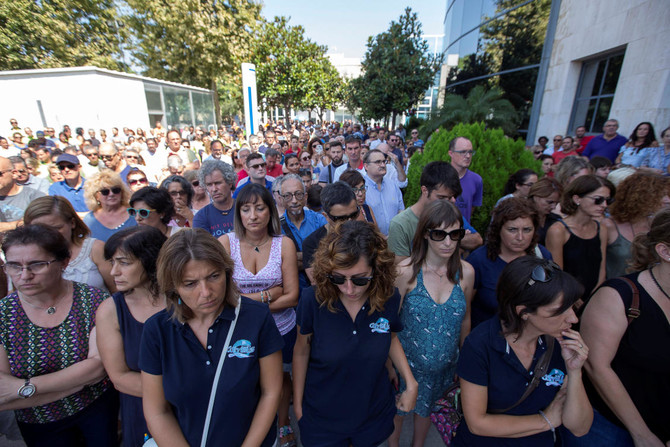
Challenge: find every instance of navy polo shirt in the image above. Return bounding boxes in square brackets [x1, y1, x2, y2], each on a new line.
[454, 318, 566, 446]
[48, 178, 88, 212]
[139, 297, 284, 447]
[466, 245, 552, 329]
[296, 286, 402, 433]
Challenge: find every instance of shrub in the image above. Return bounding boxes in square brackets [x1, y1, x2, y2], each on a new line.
[405, 122, 540, 233]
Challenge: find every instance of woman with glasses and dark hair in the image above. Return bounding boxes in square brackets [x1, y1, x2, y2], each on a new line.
[24, 196, 114, 293]
[0, 225, 118, 446]
[567, 209, 670, 446]
[219, 183, 299, 447]
[339, 169, 378, 225]
[466, 197, 552, 329]
[293, 220, 418, 446]
[159, 175, 194, 227]
[83, 170, 137, 242]
[129, 187, 182, 237]
[140, 229, 284, 446]
[454, 256, 592, 446]
[389, 200, 474, 447]
[96, 226, 167, 447]
[183, 170, 209, 211]
[546, 175, 614, 297]
[495, 169, 539, 207]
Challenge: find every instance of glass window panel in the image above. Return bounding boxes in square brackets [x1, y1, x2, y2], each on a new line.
[192, 92, 216, 128]
[163, 87, 192, 129]
[591, 61, 606, 97]
[602, 54, 624, 94]
[584, 100, 597, 132]
[145, 90, 162, 111]
[593, 96, 613, 131]
[571, 98, 591, 131]
[578, 62, 598, 99]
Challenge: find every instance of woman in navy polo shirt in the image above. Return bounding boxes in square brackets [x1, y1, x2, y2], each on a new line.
[455, 256, 593, 446]
[293, 220, 418, 447]
[139, 229, 284, 446]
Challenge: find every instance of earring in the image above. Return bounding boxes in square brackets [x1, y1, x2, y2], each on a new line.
[576, 202, 580, 206]
[177, 298, 182, 305]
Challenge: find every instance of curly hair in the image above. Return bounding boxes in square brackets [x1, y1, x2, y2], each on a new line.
[630, 208, 670, 271]
[312, 220, 395, 315]
[486, 197, 539, 261]
[609, 172, 670, 223]
[83, 170, 131, 212]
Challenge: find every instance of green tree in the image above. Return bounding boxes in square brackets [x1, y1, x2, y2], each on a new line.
[0, 0, 126, 70]
[406, 122, 539, 232]
[351, 7, 443, 127]
[251, 16, 339, 125]
[420, 86, 518, 137]
[125, 0, 261, 125]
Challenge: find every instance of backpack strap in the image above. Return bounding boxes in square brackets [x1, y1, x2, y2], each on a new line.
[280, 215, 300, 251]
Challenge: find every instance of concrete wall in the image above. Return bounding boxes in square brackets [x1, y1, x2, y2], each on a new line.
[0, 70, 149, 136]
[536, 0, 670, 139]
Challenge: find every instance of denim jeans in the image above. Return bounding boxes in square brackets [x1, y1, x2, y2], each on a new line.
[561, 409, 634, 447]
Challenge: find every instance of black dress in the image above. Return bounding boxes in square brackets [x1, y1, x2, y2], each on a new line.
[558, 219, 601, 296]
[584, 273, 670, 443]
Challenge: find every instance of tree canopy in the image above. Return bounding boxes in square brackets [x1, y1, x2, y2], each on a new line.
[350, 7, 442, 127]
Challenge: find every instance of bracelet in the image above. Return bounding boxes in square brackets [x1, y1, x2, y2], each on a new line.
[260, 291, 266, 303]
[538, 410, 556, 442]
[266, 290, 272, 303]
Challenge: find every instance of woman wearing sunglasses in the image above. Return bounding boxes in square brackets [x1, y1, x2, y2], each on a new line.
[83, 170, 137, 243]
[129, 187, 183, 238]
[454, 256, 592, 446]
[96, 226, 167, 447]
[389, 200, 474, 447]
[219, 183, 299, 447]
[159, 175, 194, 228]
[466, 197, 552, 329]
[183, 170, 209, 212]
[546, 175, 614, 298]
[23, 196, 115, 293]
[293, 220, 417, 446]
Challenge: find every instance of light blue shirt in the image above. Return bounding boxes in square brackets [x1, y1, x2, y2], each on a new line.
[363, 174, 404, 235]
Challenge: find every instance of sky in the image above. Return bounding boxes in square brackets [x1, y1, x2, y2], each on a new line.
[259, 1, 446, 60]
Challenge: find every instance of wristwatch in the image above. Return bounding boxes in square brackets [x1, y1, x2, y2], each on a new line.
[18, 378, 36, 399]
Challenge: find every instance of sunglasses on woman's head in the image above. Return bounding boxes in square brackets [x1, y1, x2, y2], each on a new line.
[99, 186, 122, 196]
[527, 261, 560, 287]
[428, 228, 466, 242]
[327, 274, 374, 287]
[127, 207, 155, 218]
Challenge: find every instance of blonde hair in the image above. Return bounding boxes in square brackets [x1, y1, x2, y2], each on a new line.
[83, 170, 131, 212]
[23, 196, 90, 245]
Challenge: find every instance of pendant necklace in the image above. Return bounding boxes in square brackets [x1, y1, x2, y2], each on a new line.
[425, 264, 447, 281]
[19, 287, 69, 315]
[650, 266, 670, 300]
[248, 237, 271, 253]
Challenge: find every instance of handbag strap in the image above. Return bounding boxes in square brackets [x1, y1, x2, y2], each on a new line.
[200, 298, 241, 447]
[619, 277, 640, 325]
[490, 337, 555, 414]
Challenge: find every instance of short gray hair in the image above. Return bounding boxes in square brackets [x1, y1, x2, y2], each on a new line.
[279, 173, 304, 192]
[199, 159, 237, 186]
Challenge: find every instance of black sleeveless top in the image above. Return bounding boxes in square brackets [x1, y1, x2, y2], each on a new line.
[559, 219, 601, 296]
[584, 273, 670, 442]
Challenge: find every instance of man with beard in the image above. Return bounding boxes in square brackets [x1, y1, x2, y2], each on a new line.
[318, 140, 345, 185]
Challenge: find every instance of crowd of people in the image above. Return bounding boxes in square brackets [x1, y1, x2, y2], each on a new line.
[0, 115, 667, 447]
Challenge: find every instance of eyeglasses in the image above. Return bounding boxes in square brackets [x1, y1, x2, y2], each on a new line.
[328, 208, 359, 222]
[127, 207, 155, 218]
[100, 154, 116, 161]
[451, 150, 475, 156]
[521, 182, 535, 187]
[300, 156, 311, 161]
[527, 261, 560, 287]
[191, 180, 200, 187]
[3, 260, 56, 276]
[57, 164, 77, 171]
[126, 155, 139, 160]
[13, 169, 27, 174]
[169, 190, 187, 197]
[249, 162, 266, 170]
[99, 186, 122, 196]
[366, 158, 387, 166]
[281, 191, 305, 201]
[428, 228, 466, 242]
[586, 195, 614, 206]
[128, 177, 148, 186]
[84, 153, 99, 158]
[352, 186, 367, 195]
[327, 274, 374, 287]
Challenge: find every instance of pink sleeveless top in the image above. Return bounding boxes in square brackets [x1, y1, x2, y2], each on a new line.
[229, 233, 296, 335]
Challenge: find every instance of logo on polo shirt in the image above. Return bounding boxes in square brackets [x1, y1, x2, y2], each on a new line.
[369, 318, 390, 334]
[228, 339, 256, 358]
[541, 368, 565, 387]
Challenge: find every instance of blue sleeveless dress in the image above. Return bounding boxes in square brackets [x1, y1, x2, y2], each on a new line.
[112, 292, 150, 446]
[397, 269, 467, 417]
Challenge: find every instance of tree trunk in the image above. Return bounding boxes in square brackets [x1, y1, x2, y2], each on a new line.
[211, 79, 222, 129]
[391, 112, 397, 131]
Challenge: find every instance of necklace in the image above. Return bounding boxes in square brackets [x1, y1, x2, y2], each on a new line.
[650, 266, 670, 300]
[19, 285, 70, 315]
[247, 236, 271, 252]
[425, 264, 448, 281]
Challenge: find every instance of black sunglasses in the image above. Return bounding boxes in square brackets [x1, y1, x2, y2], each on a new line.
[428, 228, 466, 242]
[327, 274, 373, 287]
[328, 208, 359, 222]
[527, 261, 560, 287]
[127, 207, 154, 218]
[57, 164, 77, 171]
[586, 195, 614, 206]
[99, 186, 122, 196]
[191, 180, 200, 187]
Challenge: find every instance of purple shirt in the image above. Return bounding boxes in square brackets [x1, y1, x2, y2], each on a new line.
[456, 169, 483, 221]
[582, 134, 628, 162]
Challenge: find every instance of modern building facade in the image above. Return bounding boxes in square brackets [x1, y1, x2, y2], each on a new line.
[0, 66, 216, 135]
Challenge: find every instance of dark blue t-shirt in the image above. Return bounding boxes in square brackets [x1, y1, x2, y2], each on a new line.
[296, 286, 402, 433]
[139, 297, 284, 447]
[466, 245, 552, 329]
[192, 202, 235, 237]
[454, 318, 566, 446]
